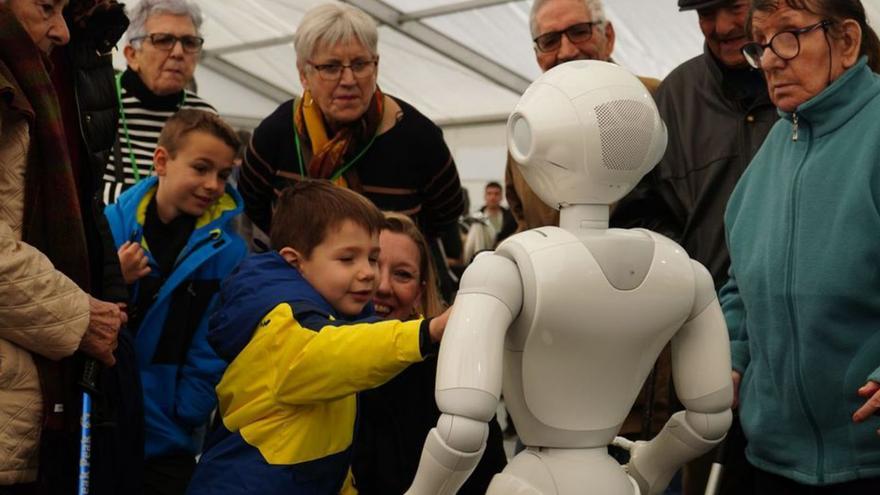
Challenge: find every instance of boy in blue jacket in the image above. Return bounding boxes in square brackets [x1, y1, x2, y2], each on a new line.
[104, 109, 247, 495]
[186, 180, 448, 495]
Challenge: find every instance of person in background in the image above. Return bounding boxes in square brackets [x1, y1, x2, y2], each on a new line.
[479, 182, 516, 246]
[102, 0, 215, 204]
[722, 0, 880, 493]
[239, 3, 465, 300]
[0, 1, 128, 493]
[611, 1, 778, 492]
[352, 212, 506, 494]
[105, 109, 247, 495]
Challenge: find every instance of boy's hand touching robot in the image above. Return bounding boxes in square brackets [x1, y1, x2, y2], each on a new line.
[118, 240, 151, 284]
[428, 306, 452, 343]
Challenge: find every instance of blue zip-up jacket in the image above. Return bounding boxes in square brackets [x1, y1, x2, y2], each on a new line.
[187, 252, 429, 495]
[721, 58, 880, 485]
[104, 177, 247, 459]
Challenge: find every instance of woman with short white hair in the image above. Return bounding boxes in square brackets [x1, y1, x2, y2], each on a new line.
[240, 3, 465, 285]
[102, 0, 216, 203]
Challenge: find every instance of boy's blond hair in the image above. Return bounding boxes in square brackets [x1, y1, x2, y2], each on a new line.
[158, 109, 240, 157]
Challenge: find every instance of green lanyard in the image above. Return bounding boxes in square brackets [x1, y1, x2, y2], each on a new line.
[292, 100, 378, 181]
[115, 72, 186, 183]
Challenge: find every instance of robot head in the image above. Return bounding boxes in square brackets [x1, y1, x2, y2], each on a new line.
[507, 60, 667, 208]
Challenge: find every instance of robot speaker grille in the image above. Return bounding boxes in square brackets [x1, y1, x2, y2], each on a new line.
[595, 100, 654, 171]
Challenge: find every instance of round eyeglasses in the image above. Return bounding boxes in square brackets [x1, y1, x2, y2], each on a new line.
[307, 60, 378, 81]
[741, 20, 832, 69]
[533, 21, 601, 53]
[131, 33, 205, 53]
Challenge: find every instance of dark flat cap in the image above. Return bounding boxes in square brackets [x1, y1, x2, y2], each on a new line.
[678, 0, 735, 11]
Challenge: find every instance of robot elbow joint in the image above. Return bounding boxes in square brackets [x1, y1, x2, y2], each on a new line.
[437, 414, 489, 453]
[686, 409, 732, 441]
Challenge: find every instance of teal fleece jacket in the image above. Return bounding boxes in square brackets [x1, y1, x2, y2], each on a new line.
[720, 57, 880, 485]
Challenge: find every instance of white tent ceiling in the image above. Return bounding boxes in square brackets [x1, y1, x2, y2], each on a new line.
[112, 0, 880, 206]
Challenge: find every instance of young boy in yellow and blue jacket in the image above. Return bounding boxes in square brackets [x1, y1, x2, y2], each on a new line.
[104, 109, 247, 494]
[186, 180, 447, 495]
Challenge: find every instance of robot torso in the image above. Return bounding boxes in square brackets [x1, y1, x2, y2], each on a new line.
[495, 226, 697, 448]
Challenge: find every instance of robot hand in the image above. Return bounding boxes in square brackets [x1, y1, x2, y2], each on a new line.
[623, 410, 730, 495]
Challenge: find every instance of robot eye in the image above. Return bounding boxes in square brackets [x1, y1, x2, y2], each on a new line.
[510, 114, 533, 163]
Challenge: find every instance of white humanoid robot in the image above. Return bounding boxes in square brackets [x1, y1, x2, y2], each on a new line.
[405, 61, 733, 495]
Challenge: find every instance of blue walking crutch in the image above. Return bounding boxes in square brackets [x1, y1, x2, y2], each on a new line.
[78, 359, 101, 495]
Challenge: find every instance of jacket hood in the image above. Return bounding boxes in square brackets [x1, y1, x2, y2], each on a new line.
[207, 252, 375, 362]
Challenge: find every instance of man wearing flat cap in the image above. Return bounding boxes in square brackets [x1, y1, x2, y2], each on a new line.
[612, 0, 777, 492]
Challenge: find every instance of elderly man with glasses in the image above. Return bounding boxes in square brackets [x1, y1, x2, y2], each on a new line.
[504, 0, 660, 234]
[611, 0, 779, 493]
[102, 0, 215, 204]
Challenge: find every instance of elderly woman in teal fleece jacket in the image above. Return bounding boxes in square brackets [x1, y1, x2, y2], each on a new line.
[721, 0, 880, 493]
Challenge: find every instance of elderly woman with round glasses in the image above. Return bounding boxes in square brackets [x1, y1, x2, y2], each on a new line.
[720, 0, 880, 492]
[240, 3, 465, 263]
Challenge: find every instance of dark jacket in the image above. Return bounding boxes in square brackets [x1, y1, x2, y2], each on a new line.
[611, 46, 778, 288]
[39, 4, 145, 494]
[353, 357, 507, 495]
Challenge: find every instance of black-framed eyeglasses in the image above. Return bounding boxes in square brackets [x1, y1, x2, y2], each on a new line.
[132, 33, 205, 53]
[307, 59, 378, 81]
[741, 20, 832, 69]
[533, 21, 601, 53]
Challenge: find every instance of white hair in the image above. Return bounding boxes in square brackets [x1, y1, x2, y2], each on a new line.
[125, 0, 203, 47]
[529, 0, 607, 38]
[293, 3, 379, 68]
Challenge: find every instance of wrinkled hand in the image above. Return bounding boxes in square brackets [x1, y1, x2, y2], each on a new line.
[79, 297, 127, 367]
[118, 241, 151, 284]
[853, 381, 880, 434]
[732, 370, 742, 410]
[428, 306, 452, 343]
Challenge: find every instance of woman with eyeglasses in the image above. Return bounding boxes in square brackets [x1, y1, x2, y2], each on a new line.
[101, 0, 216, 204]
[720, 0, 880, 492]
[239, 3, 465, 299]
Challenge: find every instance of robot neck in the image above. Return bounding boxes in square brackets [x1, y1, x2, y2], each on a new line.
[559, 204, 610, 237]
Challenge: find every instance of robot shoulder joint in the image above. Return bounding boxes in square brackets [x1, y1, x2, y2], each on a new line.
[458, 252, 523, 316]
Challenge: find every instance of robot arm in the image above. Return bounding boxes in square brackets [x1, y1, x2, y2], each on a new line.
[406, 252, 523, 495]
[626, 261, 734, 495]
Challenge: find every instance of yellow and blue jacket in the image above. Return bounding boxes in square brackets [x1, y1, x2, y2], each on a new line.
[187, 252, 432, 495]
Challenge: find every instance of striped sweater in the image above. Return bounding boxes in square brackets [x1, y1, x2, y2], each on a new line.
[240, 96, 465, 239]
[102, 68, 215, 203]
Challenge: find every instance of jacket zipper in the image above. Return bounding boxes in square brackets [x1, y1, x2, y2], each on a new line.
[172, 229, 223, 274]
[792, 112, 799, 141]
[784, 136, 824, 483]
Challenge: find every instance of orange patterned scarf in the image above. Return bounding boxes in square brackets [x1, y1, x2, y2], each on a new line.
[293, 88, 384, 185]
